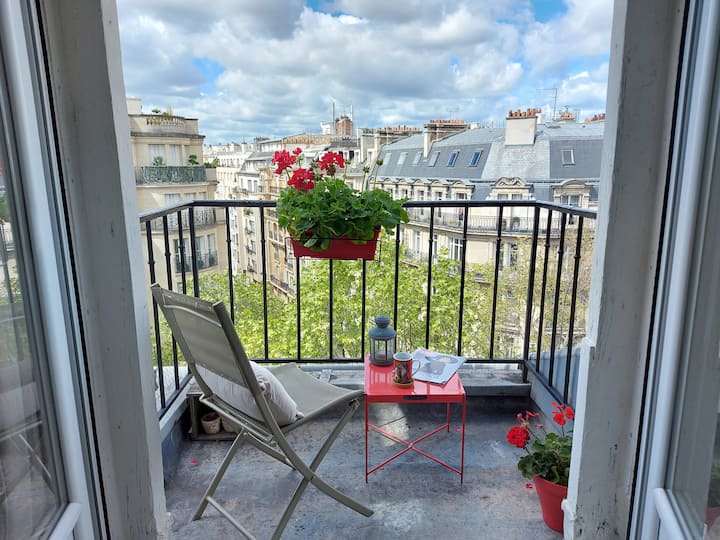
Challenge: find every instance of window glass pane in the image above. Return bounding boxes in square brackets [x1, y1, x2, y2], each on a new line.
[412, 152, 422, 165]
[168, 144, 181, 165]
[397, 152, 407, 165]
[428, 151, 440, 167]
[0, 112, 65, 538]
[447, 151, 458, 167]
[149, 144, 164, 165]
[469, 150, 483, 167]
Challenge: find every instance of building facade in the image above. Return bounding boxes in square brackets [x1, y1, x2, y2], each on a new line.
[130, 99, 226, 295]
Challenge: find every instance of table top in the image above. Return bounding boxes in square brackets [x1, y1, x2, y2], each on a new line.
[364, 354, 465, 402]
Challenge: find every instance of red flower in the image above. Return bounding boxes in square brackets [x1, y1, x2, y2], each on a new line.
[292, 147, 302, 155]
[564, 406, 575, 420]
[287, 168, 315, 191]
[552, 410, 567, 426]
[506, 426, 530, 448]
[318, 152, 345, 176]
[271, 150, 296, 174]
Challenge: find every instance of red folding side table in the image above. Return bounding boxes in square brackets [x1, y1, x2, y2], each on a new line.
[364, 354, 466, 483]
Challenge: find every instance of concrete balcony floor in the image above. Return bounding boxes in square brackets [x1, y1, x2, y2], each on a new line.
[164, 389, 563, 539]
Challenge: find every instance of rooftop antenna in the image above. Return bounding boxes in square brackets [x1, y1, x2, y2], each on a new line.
[446, 106, 459, 120]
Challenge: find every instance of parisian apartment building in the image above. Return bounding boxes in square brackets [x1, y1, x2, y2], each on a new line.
[128, 98, 227, 302]
[204, 108, 604, 296]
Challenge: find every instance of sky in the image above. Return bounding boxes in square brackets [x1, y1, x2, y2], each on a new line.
[115, 0, 613, 145]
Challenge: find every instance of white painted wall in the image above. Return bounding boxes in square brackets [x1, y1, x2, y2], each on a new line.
[563, 0, 684, 537]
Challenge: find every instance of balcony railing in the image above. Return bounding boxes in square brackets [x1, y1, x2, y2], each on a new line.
[140, 199, 596, 419]
[135, 166, 207, 185]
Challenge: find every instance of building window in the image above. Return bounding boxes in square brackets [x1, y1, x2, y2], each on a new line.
[432, 233, 438, 263]
[447, 151, 459, 167]
[412, 151, 422, 165]
[509, 243, 518, 266]
[561, 194, 581, 206]
[511, 193, 523, 200]
[149, 143, 164, 165]
[383, 152, 391, 164]
[428, 151, 440, 167]
[168, 144, 182, 165]
[413, 231, 421, 257]
[397, 152, 407, 165]
[469, 149, 483, 167]
[418, 190, 425, 216]
[497, 193, 508, 200]
[561, 147, 575, 165]
[450, 237, 463, 262]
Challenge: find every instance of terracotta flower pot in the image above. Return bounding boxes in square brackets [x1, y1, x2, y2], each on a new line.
[533, 475, 568, 533]
[290, 228, 380, 260]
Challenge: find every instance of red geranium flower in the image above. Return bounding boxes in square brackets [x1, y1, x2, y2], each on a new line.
[271, 150, 296, 175]
[552, 410, 567, 426]
[506, 426, 530, 448]
[287, 168, 315, 191]
[292, 147, 302, 155]
[318, 152, 345, 176]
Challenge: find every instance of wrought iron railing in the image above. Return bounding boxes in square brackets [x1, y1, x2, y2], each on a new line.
[135, 166, 207, 185]
[140, 200, 596, 418]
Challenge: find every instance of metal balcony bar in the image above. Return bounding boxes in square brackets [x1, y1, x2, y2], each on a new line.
[139, 199, 595, 417]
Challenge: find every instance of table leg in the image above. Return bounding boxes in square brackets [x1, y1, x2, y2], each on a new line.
[461, 396, 466, 484]
[365, 397, 369, 483]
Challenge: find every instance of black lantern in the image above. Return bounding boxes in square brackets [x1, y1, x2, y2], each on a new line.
[369, 315, 396, 366]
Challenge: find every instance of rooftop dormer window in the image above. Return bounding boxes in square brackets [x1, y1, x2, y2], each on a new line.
[397, 152, 408, 165]
[447, 151, 459, 167]
[428, 151, 440, 167]
[562, 147, 575, 165]
[469, 149, 483, 167]
[412, 151, 422, 165]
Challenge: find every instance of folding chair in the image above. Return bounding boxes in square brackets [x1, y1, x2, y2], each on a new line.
[151, 285, 373, 539]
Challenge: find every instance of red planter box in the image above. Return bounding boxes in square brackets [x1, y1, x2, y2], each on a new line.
[290, 229, 380, 260]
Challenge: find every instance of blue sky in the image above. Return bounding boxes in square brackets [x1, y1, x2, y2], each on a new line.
[116, 0, 613, 144]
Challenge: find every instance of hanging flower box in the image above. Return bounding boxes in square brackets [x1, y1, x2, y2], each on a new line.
[290, 228, 380, 260]
[273, 148, 408, 260]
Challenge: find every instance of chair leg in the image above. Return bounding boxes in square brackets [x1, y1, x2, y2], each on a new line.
[271, 401, 373, 540]
[192, 432, 246, 521]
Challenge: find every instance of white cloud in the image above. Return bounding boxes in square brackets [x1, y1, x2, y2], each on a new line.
[116, 0, 613, 143]
[522, 0, 613, 75]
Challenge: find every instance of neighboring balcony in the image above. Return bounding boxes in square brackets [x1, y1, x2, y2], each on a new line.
[135, 165, 208, 185]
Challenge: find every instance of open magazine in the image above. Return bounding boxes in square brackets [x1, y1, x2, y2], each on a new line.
[411, 348, 467, 385]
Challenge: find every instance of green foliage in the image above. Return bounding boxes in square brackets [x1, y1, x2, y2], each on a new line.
[188, 154, 199, 166]
[517, 431, 573, 485]
[509, 404, 574, 487]
[204, 157, 219, 168]
[152, 156, 165, 167]
[150, 224, 594, 369]
[277, 178, 409, 251]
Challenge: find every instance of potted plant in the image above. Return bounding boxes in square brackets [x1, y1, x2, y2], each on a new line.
[506, 402, 574, 533]
[274, 148, 408, 259]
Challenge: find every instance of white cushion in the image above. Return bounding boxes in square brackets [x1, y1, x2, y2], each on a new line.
[197, 362, 303, 426]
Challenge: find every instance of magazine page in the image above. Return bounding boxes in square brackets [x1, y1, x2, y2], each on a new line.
[411, 347, 467, 385]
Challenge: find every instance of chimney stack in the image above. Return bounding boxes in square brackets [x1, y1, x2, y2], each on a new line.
[505, 107, 540, 146]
